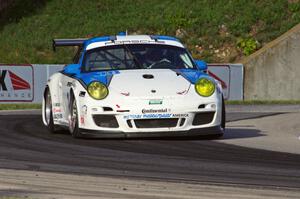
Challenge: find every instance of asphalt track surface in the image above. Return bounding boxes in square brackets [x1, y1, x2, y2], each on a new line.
[0, 110, 300, 198]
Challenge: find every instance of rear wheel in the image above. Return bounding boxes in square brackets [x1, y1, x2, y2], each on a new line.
[69, 92, 82, 138]
[44, 89, 58, 133]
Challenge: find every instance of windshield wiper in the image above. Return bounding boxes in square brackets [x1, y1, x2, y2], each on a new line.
[123, 44, 142, 69]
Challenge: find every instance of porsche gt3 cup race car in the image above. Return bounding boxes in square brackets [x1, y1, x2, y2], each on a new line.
[42, 34, 225, 138]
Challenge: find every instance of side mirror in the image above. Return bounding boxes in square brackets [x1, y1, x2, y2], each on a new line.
[195, 60, 208, 71]
[64, 64, 80, 76]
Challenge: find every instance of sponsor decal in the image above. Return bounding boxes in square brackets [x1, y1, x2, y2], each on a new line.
[53, 113, 63, 119]
[124, 113, 189, 120]
[142, 108, 169, 114]
[142, 114, 172, 119]
[80, 105, 87, 125]
[80, 116, 85, 125]
[105, 40, 165, 46]
[53, 108, 62, 113]
[172, 113, 189, 118]
[0, 65, 34, 102]
[149, 99, 163, 105]
[54, 103, 61, 107]
[124, 114, 171, 120]
[81, 105, 88, 115]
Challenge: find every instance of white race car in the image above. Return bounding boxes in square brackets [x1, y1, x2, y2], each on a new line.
[42, 34, 225, 138]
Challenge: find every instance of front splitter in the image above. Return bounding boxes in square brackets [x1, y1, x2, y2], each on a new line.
[79, 126, 223, 138]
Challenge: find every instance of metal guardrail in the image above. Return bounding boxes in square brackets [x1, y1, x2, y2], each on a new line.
[0, 64, 243, 103]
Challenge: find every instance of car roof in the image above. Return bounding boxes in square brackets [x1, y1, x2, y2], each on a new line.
[84, 35, 185, 50]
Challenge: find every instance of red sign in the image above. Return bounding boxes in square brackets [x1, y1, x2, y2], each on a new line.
[207, 64, 230, 100]
[0, 65, 34, 102]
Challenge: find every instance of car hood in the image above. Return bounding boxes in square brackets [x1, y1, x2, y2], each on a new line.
[77, 69, 210, 97]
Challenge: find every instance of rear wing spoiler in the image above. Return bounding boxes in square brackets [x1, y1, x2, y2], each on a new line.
[52, 38, 87, 51]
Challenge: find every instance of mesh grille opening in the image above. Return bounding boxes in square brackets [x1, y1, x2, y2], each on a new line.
[93, 115, 119, 128]
[192, 112, 215, 126]
[134, 118, 178, 128]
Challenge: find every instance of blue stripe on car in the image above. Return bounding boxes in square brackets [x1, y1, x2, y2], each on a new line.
[62, 64, 120, 87]
[76, 70, 120, 87]
[172, 69, 211, 84]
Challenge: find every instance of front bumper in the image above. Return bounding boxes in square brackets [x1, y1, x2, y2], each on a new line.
[79, 125, 223, 138]
[77, 90, 223, 136]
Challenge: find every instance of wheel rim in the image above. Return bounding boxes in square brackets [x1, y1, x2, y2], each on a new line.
[45, 91, 52, 125]
[70, 99, 77, 133]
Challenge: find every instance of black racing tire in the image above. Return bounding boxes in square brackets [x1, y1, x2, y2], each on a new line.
[69, 91, 82, 138]
[44, 88, 58, 133]
[207, 95, 226, 139]
[221, 95, 226, 131]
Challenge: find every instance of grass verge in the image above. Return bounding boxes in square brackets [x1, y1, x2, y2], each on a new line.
[226, 100, 300, 105]
[0, 197, 34, 199]
[0, 0, 300, 63]
[0, 104, 42, 110]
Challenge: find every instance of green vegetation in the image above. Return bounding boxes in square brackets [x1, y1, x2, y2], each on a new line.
[0, 103, 41, 110]
[226, 100, 300, 105]
[0, 0, 300, 63]
[236, 38, 259, 56]
[0, 197, 33, 199]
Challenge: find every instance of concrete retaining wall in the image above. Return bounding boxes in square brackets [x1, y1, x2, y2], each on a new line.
[243, 24, 300, 100]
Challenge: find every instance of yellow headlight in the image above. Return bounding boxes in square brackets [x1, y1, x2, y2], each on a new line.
[195, 78, 215, 97]
[87, 81, 108, 100]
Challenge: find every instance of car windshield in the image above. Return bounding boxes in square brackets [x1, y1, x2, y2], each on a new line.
[82, 44, 196, 71]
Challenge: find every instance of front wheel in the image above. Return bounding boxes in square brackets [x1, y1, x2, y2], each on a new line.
[221, 95, 226, 131]
[209, 96, 225, 139]
[44, 89, 58, 133]
[69, 92, 82, 138]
